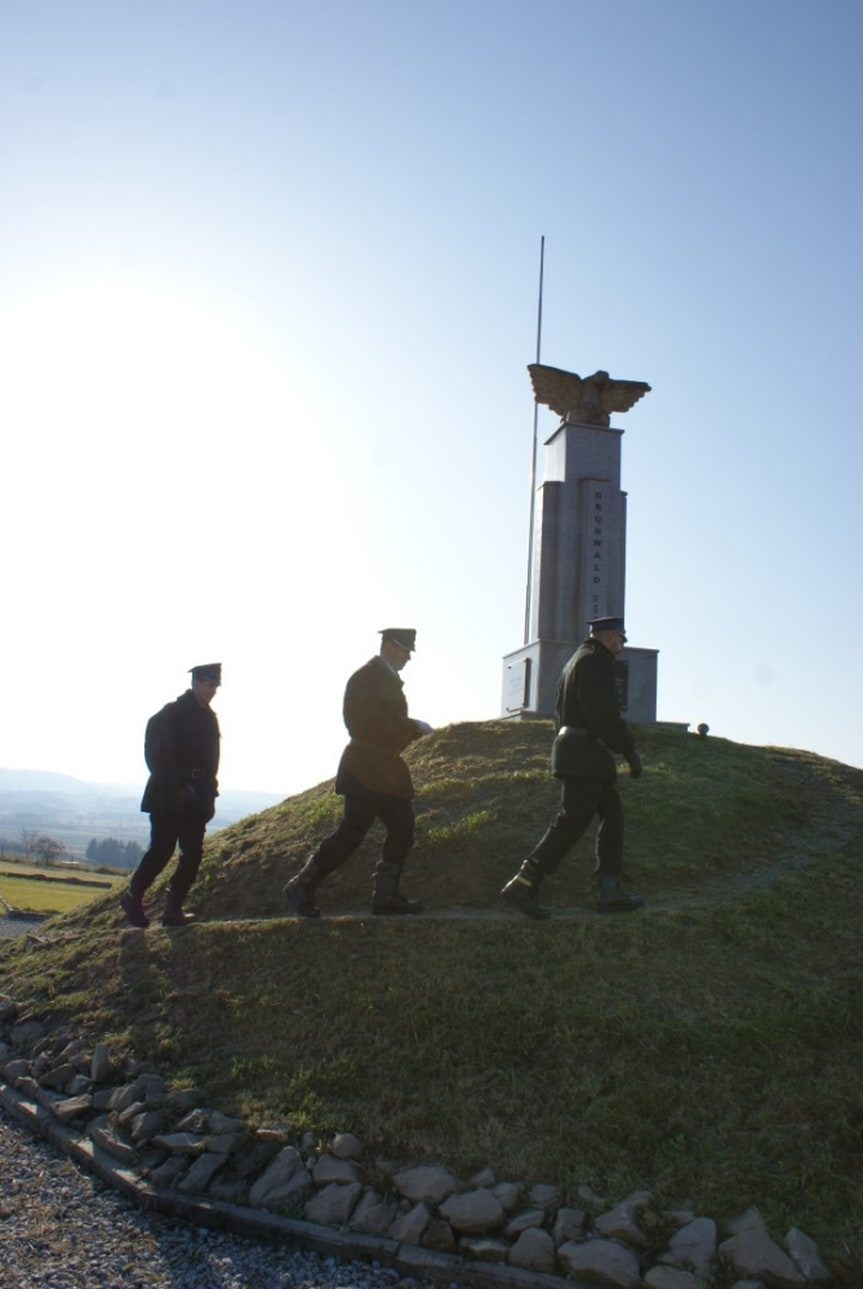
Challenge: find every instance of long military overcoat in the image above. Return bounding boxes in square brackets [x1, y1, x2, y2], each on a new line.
[140, 689, 220, 818]
[550, 637, 636, 782]
[335, 656, 421, 799]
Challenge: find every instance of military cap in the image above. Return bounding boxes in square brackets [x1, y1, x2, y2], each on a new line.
[588, 617, 627, 642]
[189, 662, 222, 684]
[379, 628, 416, 652]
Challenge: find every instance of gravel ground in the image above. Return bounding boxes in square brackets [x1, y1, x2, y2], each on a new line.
[0, 1104, 441, 1289]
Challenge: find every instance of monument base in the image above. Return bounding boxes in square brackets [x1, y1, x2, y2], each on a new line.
[501, 641, 658, 723]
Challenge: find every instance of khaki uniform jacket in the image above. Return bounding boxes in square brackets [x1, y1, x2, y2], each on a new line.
[335, 656, 422, 799]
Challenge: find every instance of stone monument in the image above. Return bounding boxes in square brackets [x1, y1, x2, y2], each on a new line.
[501, 363, 659, 721]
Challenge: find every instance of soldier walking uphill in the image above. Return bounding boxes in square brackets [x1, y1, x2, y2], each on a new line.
[284, 628, 433, 918]
[120, 663, 221, 929]
[501, 618, 645, 919]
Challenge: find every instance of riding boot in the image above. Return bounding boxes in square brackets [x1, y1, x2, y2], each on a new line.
[500, 859, 552, 921]
[371, 863, 423, 915]
[596, 874, 644, 914]
[162, 886, 197, 927]
[283, 854, 325, 918]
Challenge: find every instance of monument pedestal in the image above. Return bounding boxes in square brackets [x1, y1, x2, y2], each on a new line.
[502, 641, 658, 723]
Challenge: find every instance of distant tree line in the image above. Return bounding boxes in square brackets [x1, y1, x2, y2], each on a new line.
[85, 837, 144, 868]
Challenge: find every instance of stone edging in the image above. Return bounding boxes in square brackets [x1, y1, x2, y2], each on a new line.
[0, 997, 836, 1289]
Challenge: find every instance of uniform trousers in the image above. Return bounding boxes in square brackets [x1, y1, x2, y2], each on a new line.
[130, 806, 208, 900]
[315, 791, 415, 875]
[529, 776, 624, 878]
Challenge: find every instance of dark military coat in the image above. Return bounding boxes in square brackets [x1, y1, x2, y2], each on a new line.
[140, 689, 221, 818]
[549, 637, 635, 782]
[335, 656, 421, 799]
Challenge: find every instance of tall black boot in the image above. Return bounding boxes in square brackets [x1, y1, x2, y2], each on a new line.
[283, 855, 325, 918]
[500, 859, 551, 921]
[162, 886, 197, 927]
[596, 874, 644, 914]
[371, 863, 423, 915]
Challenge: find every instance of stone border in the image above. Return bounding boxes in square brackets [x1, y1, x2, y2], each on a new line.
[0, 997, 835, 1289]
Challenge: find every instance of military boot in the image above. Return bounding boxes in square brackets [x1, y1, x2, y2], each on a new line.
[500, 861, 551, 921]
[120, 888, 149, 928]
[596, 875, 644, 915]
[162, 888, 197, 927]
[283, 855, 324, 918]
[371, 863, 423, 915]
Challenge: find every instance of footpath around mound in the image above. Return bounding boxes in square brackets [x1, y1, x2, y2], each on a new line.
[0, 993, 837, 1289]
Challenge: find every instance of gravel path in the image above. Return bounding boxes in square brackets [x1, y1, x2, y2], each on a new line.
[0, 1104, 439, 1289]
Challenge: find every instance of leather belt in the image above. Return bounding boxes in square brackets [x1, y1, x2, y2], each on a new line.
[558, 726, 589, 737]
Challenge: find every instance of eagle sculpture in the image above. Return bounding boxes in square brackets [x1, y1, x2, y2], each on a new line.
[528, 363, 651, 427]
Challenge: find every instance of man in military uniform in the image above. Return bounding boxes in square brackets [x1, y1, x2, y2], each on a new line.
[283, 628, 432, 917]
[120, 663, 221, 928]
[501, 617, 644, 919]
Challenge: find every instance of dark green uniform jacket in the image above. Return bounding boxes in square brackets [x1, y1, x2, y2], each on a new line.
[335, 656, 422, 799]
[550, 637, 635, 782]
[140, 690, 221, 818]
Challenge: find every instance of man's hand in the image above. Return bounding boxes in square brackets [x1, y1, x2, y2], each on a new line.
[625, 748, 643, 779]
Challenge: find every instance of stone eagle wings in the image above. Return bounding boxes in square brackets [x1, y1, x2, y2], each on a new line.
[528, 364, 651, 427]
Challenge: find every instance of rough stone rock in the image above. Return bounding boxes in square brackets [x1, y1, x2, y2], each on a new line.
[438, 1187, 503, 1234]
[329, 1131, 363, 1160]
[504, 1208, 545, 1238]
[231, 1136, 283, 1179]
[470, 1166, 496, 1188]
[132, 1073, 167, 1104]
[130, 1110, 167, 1141]
[53, 1093, 93, 1123]
[492, 1181, 522, 1212]
[205, 1131, 244, 1155]
[460, 1237, 508, 1263]
[208, 1110, 244, 1134]
[595, 1191, 652, 1249]
[421, 1217, 457, 1252]
[150, 1131, 204, 1155]
[39, 1061, 77, 1090]
[90, 1042, 114, 1083]
[148, 1155, 189, 1188]
[725, 1206, 768, 1237]
[659, 1217, 717, 1279]
[3, 1058, 30, 1082]
[88, 1125, 137, 1163]
[644, 1267, 707, 1288]
[508, 1226, 557, 1273]
[719, 1229, 806, 1288]
[392, 1164, 458, 1206]
[247, 1145, 308, 1208]
[66, 1074, 92, 1096]
[388, 1201, 431, 1245]
[304, 1179, 362, 1226]
[175, 1108, 210, 1134]
[529, 1182, 561, 1211]
[176, 1151, 228, 1194]
[349, 1189, 398, 1236]
[105, 1083, 140, 1113]
[785, 1228, 832, 1283]
[312, 1154, 360, 1185]
[553, 1206, 588, 1245]
[557, 1237, 641, 1288]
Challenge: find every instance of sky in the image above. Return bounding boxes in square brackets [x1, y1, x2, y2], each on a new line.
[1, 0, 861, 797]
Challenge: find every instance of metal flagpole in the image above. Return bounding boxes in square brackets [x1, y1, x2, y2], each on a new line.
[523, 235, 545, 645]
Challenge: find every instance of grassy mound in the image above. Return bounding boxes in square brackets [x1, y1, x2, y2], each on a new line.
[2, 720, 862, 1276]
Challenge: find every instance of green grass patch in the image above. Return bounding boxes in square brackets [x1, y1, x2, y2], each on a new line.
[1, 720, 862, 1278]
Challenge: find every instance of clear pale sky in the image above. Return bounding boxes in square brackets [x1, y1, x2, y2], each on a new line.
[2, 0, 860, 796]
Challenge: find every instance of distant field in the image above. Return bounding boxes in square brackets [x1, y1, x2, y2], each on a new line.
[0, 860, 121, 915]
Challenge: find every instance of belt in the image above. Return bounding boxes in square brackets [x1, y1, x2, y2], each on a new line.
[558, 726, 590, 737]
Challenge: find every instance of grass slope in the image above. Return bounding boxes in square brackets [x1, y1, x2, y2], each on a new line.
[2, 721, 862, 1277]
